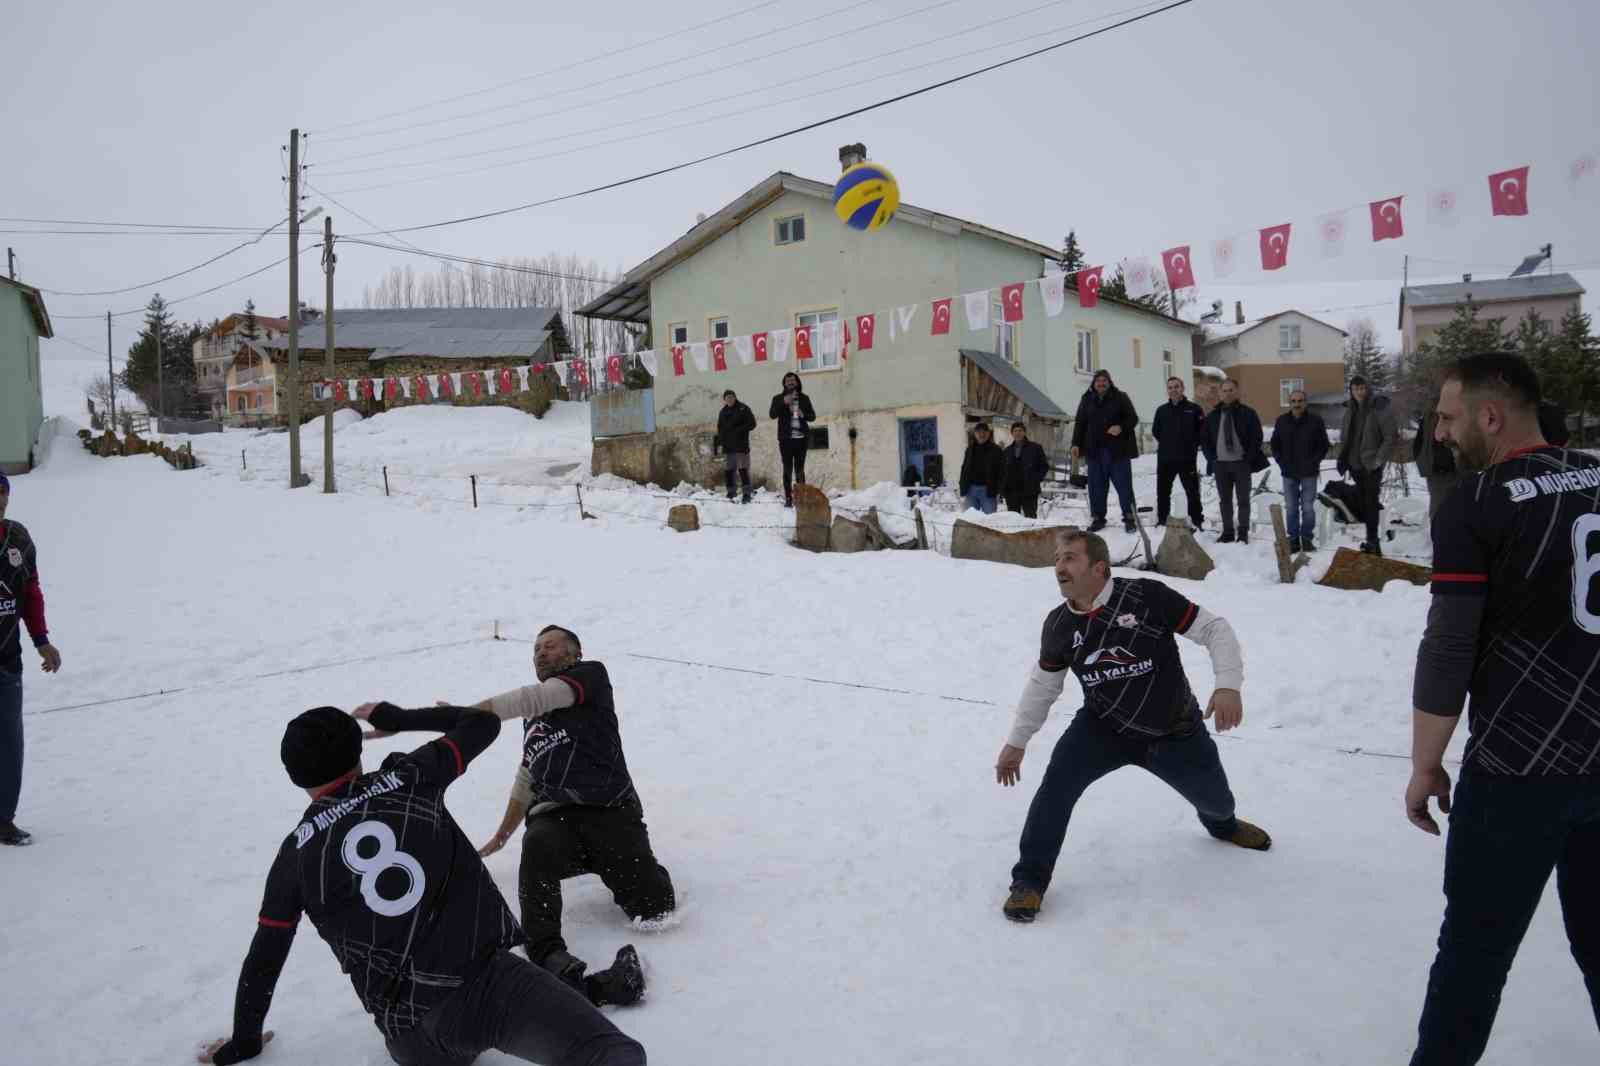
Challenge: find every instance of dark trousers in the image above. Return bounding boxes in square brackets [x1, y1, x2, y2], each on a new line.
[1011, 711, 1238, 894]
[1087, 449, 1135, 521]
[1410, 771, 1600, 1066]
[385, 950, 645, 1066]
[1156, 461, 1203, 526]
[1354, 466, 1383, 544]
[1004, 491, 1039, 519]
[0, 670, 21, 823]
[520, 799, 676, 965]
[1213, 459, 1253, 536]
[779, 438, 808, 497]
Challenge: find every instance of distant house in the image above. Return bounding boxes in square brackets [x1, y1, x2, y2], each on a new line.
[1399, 273, 1586, 355]
[0, 277, 53, 474]
[195, 311, 290, 418]
[230, 306, 570, 425]
[1200, 310, 1347, 420]
[576, 151, 1195, 491]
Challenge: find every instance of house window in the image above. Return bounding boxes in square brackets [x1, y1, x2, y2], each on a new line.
[1279, 323, 1302, 351]
[775, 215, 806, 245]
[1163, 348, 1174, 376]
[1074, 328, 1097, 373]
[809, 426, 830, 449]
[1132, 338, 1143, 369]
[709, 316, 730, 341]
[253, 394, 263, 410]
[1279, 377, 1305, 407]
[796, 309, 841, 371]
[670, 322, 688, 346]
[992, 295, 1019, 366]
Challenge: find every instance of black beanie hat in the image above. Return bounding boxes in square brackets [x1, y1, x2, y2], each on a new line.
[281, 707, 362, 788]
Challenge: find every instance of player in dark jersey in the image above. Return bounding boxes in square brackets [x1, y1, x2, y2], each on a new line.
[472, 625, 674, 1008]
[1407, 353, 1600, 1066]
[994, 529, 1271, 923]
[196, 702, 645, 1066]
[1, 472, 63, 847]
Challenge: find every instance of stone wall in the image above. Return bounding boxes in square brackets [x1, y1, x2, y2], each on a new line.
[272, 352, 565, 426]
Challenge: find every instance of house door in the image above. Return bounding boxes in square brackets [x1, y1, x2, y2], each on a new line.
[898, 417, 941, 485]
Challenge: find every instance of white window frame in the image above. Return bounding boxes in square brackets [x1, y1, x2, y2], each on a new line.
[1279, 377, 1306, 408]
[669, 322, 688, 346]
[1074, 327, 1097, 373]
[1279, 323, 1302, 352]
[795, 308, 841, 372]
[992, 295, 1019, 366]
[1162, 347, 1174, 376]
[775, 214, 806, 246]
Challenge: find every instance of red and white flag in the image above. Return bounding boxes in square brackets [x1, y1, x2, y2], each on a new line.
[855, 313, 876, 351]
[360, 378, 376, 402]
[1427, 187, 1460, 229]
[1038, 274, 1065, 318]
[671, 345, 686, 377]
[891, 305, 918, 341]
[963, 290, 990, 331]
[333, 380, 349, 403]
[770, 328, 792, 363]
[1077, 266, 1104, 308]
[1122, 258, 1156, 299]
[384, 377, 401, 402]
[572, 359, 589, 388]
[638, 350, 658, 377]
[1001, 283, 1025, 323]
[1316, 210, 1348, 259]
[1488, 165, 1530, 216]
[733, 335, 754, 366]
[1259, 223, 1291, 271]
[606, 354, 623, 384]
[435, 372, 455, 399]
[1210, 237, 1238, 279]
[711, 339, 727, 372]
[753, 332, 769, 362]
[412, 375, 432, 402]
[552, 362, 569, 387]
[688, 342, 709, 373]
[794, 326, 813, 361]
[1369, 196, 1405, 241]
[931, 298, 952, 335]
[498, 367, 517, 394]
[1161, 246, 1196, 291]
[819, 320, 842, 361]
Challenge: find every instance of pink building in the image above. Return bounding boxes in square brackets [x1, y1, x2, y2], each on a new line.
[1399, 273, 1585, 355]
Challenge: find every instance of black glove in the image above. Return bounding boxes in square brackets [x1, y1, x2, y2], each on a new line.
[1336, 459, 1348, 477]
[207, 1035, 264, 1066]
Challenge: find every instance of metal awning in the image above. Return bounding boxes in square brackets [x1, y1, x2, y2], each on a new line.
[577, 279, 650, 324]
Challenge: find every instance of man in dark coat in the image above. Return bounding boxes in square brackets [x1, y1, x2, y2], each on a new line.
[769, 372, 816, 507]
[1070, 369, 1139, 533]
[715, 389, 757, 503]
[1002, 423, 1050, 519]
[1270, 389, 1331, 552]
[1151, 376, 1206, 530]
[1201, 379, 1265, 544]
[958, 422, 1005, 514]
[1414, 405, 1459, 523]
[1338, 375, 1399, 555]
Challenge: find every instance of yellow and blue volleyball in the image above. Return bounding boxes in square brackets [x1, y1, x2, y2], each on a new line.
[833, 162, 900, 232]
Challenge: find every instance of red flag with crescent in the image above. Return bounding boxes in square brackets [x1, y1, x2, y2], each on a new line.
[931, 299, 952, 335]
[1077, 266, 1104, 308]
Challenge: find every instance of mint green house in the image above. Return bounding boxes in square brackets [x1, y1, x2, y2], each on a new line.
[0, 277, 52, 474]
[579, 157, 1195, 492]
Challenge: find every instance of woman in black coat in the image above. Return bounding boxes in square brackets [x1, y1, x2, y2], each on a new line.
[769, 372, 816, 506]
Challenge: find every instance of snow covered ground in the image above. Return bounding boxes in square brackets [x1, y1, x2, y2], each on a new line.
[4, 367, 1595, 1065]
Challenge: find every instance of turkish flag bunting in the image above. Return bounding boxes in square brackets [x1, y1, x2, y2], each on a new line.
[795, 326, 813, 360]
[855, 314, 876, 351]
[333, 380, 348, 403]
[1077, 266, 1104, 308]
[466, 372, 483, 397]
[384, 377, 401, 403]
[1369, 196, 1405, 241]
[753, 332, 769, 362]
[1259, 224, 1291, 271]
[573, 359, 589, 387]
[498, 368, 516, 394]
[671, 345, 686, 376]
[435, 373, 454, 399]
[1161, 246, 1196, 290]
[607, 355, 623, 384]
[532, 362, 546, 377]
[931, 298, 953, 335]
[1001, 283, 1025, 323]
[1488, 166, 1530, 216]
[412, 375, 432, 402]
[711, 339, 727, 372]
[360, 378, 376, 402]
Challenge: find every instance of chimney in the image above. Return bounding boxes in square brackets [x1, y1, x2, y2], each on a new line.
[839, 143, 867, 171]
[1462, 273, 1472, 283]
[1234, 300, 1244, 325]
[695, 212, 707, 225]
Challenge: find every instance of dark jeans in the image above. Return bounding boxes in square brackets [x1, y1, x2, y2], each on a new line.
[1410, 771, 1600, 1066]
[1011, 711, 1238, 894]
[1281, 475, 1317, 541]
[1003, 491, 1039, 519]
[520, 798, 676, 965]
[1213, 459, 1253, 536]
[0, 670, 21, 823]
[779, 438, 808, 497]
[385, 949, 645, 1066]
[1354, 466, 1382, 544]
[1156, 461, 1203, 526]
[1087, 449, 1135, 522]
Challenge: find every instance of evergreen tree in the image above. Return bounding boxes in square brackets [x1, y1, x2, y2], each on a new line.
[121, 294, 204, 417]
[1543, 307, 1600, 418]
[1397, 303, 1506, 416]
[1058, 230, 1085, 274]
[241, 299, 261, 342]
[1343, 318, 1393, 390]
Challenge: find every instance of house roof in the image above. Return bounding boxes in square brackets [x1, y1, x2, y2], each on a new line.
[262, 307, 561, 360]
[0, 276, 53, 338]
[1399, 273, 1586, 328]
[576, 171, 1191, 330]
[1202, 309, 1346, 346]
[959, 348, 1068, 420]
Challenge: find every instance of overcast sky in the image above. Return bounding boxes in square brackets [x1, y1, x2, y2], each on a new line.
[8, 0, 1598, 369]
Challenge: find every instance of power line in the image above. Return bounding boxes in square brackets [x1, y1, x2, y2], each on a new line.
[0, 216, 270, 232]
[52, 244, 321, 319]
[47, 334, 107, 357]
[33, 217, 290, 298]
[338, 236, 620, 285]
[339, 0, 1197, 237]
[0, 229, 285, 238]
[314, 0, 787, 136]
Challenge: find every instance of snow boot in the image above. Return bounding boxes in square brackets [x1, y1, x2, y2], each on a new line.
[1087, 517, 1108, 533]
[0, 821, 32, 846]
[724, 470, 737, 501]
[1302, 538, 1316, 551]
[1288, 537, 1301, 553]
[585, 944, 646, 1007]
[1218, 530, 1235, 544]
[739, 469, 752, 504]
[538, 948, 591, 999]
[1212, 819, 1272, 851]
[1002, 886, 1042, 923]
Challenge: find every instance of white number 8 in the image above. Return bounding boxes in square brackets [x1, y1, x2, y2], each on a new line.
[342, 821, 426, 918]
[1572, 514, 1600, 635]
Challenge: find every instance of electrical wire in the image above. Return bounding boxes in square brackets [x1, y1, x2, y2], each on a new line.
[339, 236, 622, 285]
[0, 216, 274, 232]
[52, 244, 321, 319]
[33, 217, 291, 298]
[337, 0, 1197, 237]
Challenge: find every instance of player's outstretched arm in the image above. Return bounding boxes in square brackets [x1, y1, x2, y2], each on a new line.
[358, 702, 502, 777]
[481, 774, 532, 856]
[1179, 604, 1245, 730]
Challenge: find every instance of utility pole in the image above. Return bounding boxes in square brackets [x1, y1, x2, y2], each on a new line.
[287, 128, 306, 488]
[323, 215, 336, 493]
[156, 302, 164, 430]
[107, 311, 116, 428]
[6, 247, 13, 280]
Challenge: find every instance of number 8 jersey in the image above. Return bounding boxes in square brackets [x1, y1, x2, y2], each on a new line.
[1428, 446, 1600, 775]
[256, 718, 522, 1038]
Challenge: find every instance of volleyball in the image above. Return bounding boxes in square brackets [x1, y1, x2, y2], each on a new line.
[832, 162, 900, 232]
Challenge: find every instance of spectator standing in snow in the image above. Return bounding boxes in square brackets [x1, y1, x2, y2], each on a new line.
[1201, 379, 1265, 544]
[769, 373, 815, 508]
[1338, 375, 1399, 555]
[715, 389, 756, 504]
[994, 529, 1271, 924]
[1001, 423, 1050, 519]
[1151, 376, 1206, 531]
[958, 422, 1005, 514]
[1406, 353, 1600, 1065]
[1070, 369, 1140, 533]
[0, 473, 62, 848]
[1270, 390, 1331, 552]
